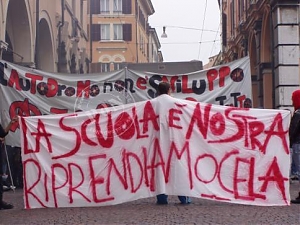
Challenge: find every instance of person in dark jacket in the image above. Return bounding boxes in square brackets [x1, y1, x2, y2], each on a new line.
[0, 116, 18, 210]
[155, 82, 191, 205]
[289, 90, 300, 204]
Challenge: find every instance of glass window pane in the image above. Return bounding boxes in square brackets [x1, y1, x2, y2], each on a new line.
[101, 24, 110, 40]
[101, 63, 110, 72]
[114, 63, 121, 70]
[100, 0, 110, 14]
[113, 24, 123, 40]
[113, 0, 122, 13]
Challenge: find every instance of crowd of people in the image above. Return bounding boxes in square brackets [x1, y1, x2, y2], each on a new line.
[0, 144, 23, 210]
[0, 117, 20, 210]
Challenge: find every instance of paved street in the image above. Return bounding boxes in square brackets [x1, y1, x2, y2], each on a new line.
[0, 182, 299, 225]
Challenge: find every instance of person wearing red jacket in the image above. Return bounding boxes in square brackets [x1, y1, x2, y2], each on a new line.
[289, 90, 300, 204]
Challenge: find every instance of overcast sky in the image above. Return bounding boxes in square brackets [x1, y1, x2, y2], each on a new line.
[149, 0, 221, 65]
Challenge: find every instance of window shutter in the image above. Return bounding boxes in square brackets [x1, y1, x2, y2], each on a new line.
[90, 0, 100, 14]
[122, 0, 132, 14]
[135, 0, 138, 16]
[97, 63, 102, 72]
[123, 24, 132, 41]
[91, 24, 101, 41]
[91, 63, 102, 73]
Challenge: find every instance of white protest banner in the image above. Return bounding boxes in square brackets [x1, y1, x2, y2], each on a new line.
[127, 56, 251, 106]
[20, 95, 290, 209]
[0, 61, 128, 146]
[0, 57, 251, 146]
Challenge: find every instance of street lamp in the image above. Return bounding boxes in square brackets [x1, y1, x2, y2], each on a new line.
[161, 26, 167, 38]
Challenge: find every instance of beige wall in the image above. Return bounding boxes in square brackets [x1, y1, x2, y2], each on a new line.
[89, 0, 160, 72]
[0, 0, 89, 73]
[91, 16, 139, 64]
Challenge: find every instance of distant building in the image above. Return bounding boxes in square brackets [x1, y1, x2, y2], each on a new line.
[0, 0, 89, 74]
[0, 0, 163, 75]
[219, 0, 299, 109]
[148, 27, 163, 63]
[89, 0, 163, 73]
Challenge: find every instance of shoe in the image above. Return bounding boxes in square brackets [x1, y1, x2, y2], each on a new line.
[0, 201, 14, 210]
[178, 196, 192, 204]
[156, 201, 168, 205]
[291, 199, 300, 204]
[3, 185, 11, 192]
[290, 175, 299, 181]
[291, 193, 300, 204]
[180, 201, 191, 205]
[156, 194, 168, 205]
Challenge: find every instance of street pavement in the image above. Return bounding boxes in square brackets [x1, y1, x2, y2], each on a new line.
[0, 182, 300, 225]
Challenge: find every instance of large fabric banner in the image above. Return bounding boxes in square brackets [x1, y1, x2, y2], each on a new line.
[20, 95, 290, 208]
[0, 57, 251, 146]
[127, 56, 251, 106]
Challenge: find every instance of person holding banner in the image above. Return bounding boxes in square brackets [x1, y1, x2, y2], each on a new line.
[0, 116, 18, 210]
[289, 90, 300, 204]
[156, 82, 191, 205]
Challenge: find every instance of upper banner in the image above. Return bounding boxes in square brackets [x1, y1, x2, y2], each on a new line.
[0, 57, 251, 146]
[20, 95, 290, 208]
[127, 56, 251, 106]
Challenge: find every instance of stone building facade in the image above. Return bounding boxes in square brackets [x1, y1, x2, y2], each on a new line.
[0, 0, 90, 74]
[220, 0, 299, 109]
[89, 0, 163, 73]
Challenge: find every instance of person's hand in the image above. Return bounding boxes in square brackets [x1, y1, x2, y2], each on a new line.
[10, 116, 18, 124]
[0, 137, 4, 143]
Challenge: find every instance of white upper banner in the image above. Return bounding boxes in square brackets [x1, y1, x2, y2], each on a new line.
[20, 95, 290, 209]
[127, 56, 251, 106]
[0, 57, 251, 146]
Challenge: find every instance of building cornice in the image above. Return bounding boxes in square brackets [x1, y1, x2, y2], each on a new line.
[140, 0, 155, 16]
[149, 27, 160, 49]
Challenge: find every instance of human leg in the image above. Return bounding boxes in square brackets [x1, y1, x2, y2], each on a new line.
[291, 143, 300, 204]
[290, 148, 298, 180]
[178, 196, 191, 204]
[0, 144, 13, 210]
[15, 147, 23, 188]
[156, 194, 168, 204]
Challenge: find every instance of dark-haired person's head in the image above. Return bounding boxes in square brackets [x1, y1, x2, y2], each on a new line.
[157, 82, 171, 96]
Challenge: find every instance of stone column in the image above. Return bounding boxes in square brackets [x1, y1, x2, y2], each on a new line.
[254, 20, 263, 108]
[271, 0, 300, 109]
[260, 63, 273, 109]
